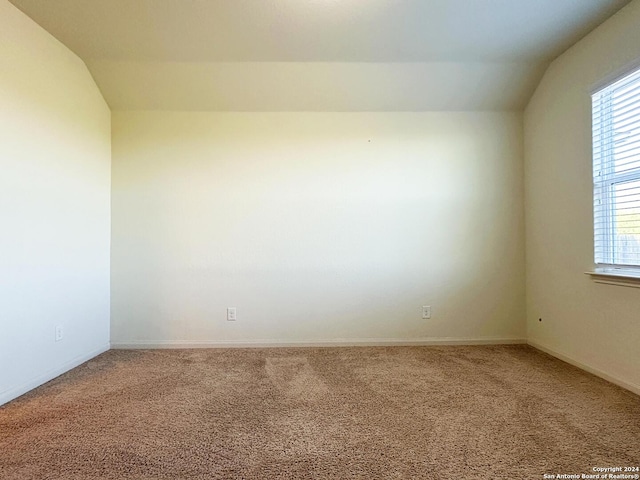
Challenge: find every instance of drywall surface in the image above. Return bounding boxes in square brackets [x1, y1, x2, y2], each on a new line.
[0, 0, 111, 405]
[111, 111, 525, 346]
[524, 0, 640, 392]
[87, 61, 545, 112]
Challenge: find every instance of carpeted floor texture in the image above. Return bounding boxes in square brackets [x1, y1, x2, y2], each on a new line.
[1, 346, 638, 479]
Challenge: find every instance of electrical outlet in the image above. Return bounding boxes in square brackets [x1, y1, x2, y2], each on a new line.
[422, 306, 431, 319]
[55, 325, 64, 342]
[227, 307, 237, 322]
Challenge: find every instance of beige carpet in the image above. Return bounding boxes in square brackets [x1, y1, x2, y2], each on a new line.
[1, 345, 638, 479]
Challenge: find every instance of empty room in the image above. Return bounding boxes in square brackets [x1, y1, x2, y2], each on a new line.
[1, 0, 639, 478]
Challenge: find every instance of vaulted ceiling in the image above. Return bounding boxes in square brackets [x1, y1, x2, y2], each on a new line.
[9, 0, 633, 111]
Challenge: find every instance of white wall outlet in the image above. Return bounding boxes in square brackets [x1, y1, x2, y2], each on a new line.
[422, 306, 431, 319]
[227, 307, 237, 321]
[55, 325, 64, 342]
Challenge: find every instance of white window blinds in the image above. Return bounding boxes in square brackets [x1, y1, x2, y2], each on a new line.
[592, 66, 640, 267]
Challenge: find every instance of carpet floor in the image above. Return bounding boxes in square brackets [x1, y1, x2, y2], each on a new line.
[1, 345, 638, 479]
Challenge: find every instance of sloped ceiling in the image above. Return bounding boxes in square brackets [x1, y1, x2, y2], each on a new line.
[9, 0, 633, 111]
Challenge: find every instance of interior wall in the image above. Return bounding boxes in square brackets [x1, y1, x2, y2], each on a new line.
[111, 111, 525, 346]
[0, 0, 111, 405]
[524, 0, 640, 393]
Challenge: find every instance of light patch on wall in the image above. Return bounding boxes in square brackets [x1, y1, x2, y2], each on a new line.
[110, 111, 525, 345]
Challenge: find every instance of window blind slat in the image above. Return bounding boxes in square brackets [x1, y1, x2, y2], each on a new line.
[593, 85, 640, 110]
[593, 84, 640, 112]
[593, 103, 640, 131]
[594, 68, 640, 97]
[593, 92, 640, 120]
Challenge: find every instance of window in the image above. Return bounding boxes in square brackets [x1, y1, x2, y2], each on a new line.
[592, 66, 640, 269]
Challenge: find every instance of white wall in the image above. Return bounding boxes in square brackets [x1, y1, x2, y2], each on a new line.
[87, 61, 544, 112]
[0, 1, 111, 405]
[111, 111, 525, 346]
[525, 0, 640, 393]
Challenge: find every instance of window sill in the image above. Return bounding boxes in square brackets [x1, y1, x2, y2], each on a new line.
[585, 268, 640, 288]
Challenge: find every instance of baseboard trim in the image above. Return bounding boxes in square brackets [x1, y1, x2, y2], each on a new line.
[0, 343, 111, 407]
[111, 337, 526, 349]
[527, 340, 640, 396]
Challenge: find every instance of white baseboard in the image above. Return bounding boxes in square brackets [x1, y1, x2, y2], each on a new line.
[0, 343, 111, 407]
[527, 340, 640, 396]
[111, 337, 526, 349]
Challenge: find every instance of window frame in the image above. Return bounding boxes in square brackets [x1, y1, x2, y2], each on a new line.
[592, 65, 640, 271]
